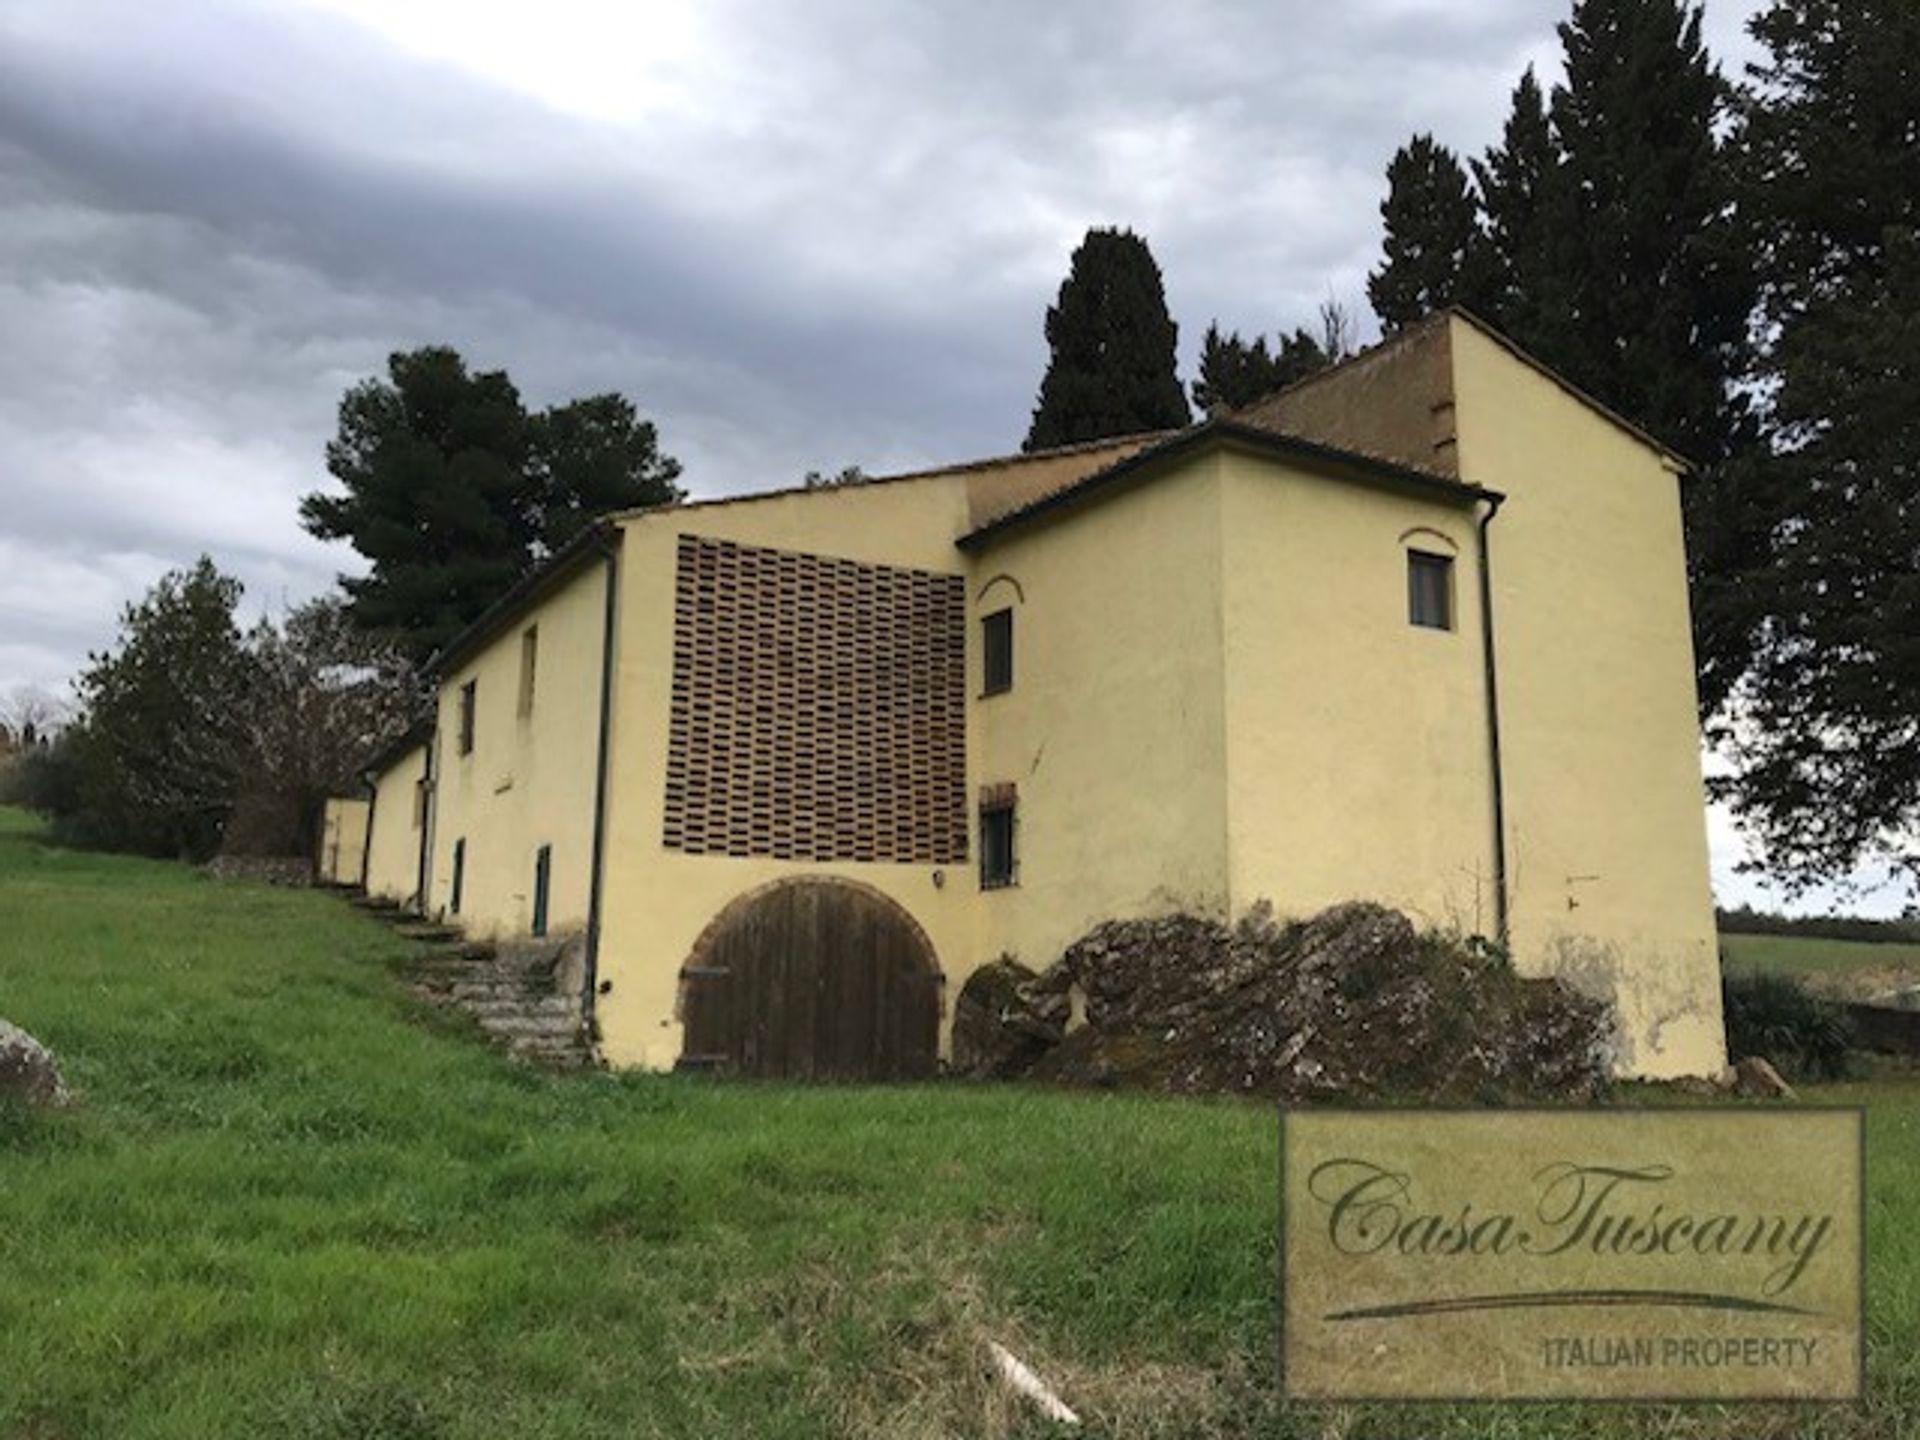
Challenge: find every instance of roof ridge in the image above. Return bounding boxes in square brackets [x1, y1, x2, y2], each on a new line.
[602, 429, 1178, 528]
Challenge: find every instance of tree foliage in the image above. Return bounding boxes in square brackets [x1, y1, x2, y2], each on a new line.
[62, 559, 257, 860]
[1472, 68, 1573, 358]
[1368, 1, 1762, 717]
[1367, 135, 1491, 331]
[0, 686, 68, 748]
[1544, 0, 1754, 471]
[527, 393, 682, 555]
[801, 465, 869, 489]
[302, 347, 681, 662]
[225, 597, 427, 858]
[1552, 0, 1764, 717]
[1190, 322, 1329, 414]
[1024, 228, 1190, 450]
[16, 564, 424, 863]
[1713, 0, 1920, 894]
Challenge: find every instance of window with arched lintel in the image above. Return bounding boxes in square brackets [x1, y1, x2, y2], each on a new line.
[1397, 525, 1459, 554]
[975, 573, 1025, 606]
[976, 574, 1022, 696]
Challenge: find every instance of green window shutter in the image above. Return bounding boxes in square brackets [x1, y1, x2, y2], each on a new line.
[531, 844, 551, 938]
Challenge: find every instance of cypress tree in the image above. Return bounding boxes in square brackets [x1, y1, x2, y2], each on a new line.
[1190, 323, 1329, 413]
[1367, 135, 1491, 331]
[1024, 228, 1190, 451]
[1548, 0, 1760, 715]
[1546, 0, 1753, 468]
[1472, 68, 1575, 351]
[1714, 0, 1920, 889]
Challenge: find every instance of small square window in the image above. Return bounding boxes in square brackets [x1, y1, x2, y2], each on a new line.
[458, 679, 477, 754]
[979, 802, 1016, 889]
[1407, 551, 1454, 630]
[982, 609, 1014, 695]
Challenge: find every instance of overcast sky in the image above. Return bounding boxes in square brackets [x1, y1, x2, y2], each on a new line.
[10, 0, 1894, 915]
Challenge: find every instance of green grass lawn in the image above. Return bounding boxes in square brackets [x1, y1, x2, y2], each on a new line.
[0, 803, 1915, 1439]
[1721, 930, 1920, 980]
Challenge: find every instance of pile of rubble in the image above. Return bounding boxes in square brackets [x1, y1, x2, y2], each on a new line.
[952, 902, 1614, 1102]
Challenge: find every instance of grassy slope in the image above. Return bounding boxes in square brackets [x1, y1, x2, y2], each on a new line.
[0, 805, 1912, 1439]
[1721, 930, 1920, 978]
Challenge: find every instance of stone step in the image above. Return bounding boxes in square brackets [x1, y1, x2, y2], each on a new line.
[459, 994, 579, 1020]
[394, 923, 463, 943]
[475, 1011, 584, 1040]
[447, 982, 558, 1003]
[407, 956, 513, 981]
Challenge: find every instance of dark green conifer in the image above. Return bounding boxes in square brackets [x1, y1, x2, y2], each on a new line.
[1024, 228, 1190, 451]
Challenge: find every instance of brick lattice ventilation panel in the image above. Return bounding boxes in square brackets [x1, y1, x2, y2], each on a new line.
[664, 534, 968, 864]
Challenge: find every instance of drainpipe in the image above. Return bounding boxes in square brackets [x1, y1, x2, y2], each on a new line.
[359, 780, 377, 893]
[582, 527, 622, 1022]
[415, 732, 437, 916]
[1475, 494, 1511, 949]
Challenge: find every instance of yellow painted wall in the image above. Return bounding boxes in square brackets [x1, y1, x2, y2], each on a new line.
[408, 339, 1722, 1080]
[967, 458, 1232, 967]
[589, 459, 1237, 1068]
[1448, 315, 1724, 1077]
[592, 479, 982, 1069]
[364, 744, 427, 905]
[316, 797, 370, 886]
[426, 559, 609, 940]
[1216, 448, 1500, 934]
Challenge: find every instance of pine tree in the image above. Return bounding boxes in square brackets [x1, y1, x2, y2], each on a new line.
[1191, 323, 1329, 413]
[1024, 228, 1190, 450]
[302, 348, 530, 663]
[1715, 0, 1920, 891]
[1367, 135, 1490, 331]
[302, 348, 682, 661]
[526, 393, 683, 554]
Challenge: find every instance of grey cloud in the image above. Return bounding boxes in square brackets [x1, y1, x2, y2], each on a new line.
[1, 0, 1764, 704]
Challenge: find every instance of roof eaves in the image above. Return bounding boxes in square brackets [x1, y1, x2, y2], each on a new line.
[427, 519, 618, 679]
[361, 721, 432, 783]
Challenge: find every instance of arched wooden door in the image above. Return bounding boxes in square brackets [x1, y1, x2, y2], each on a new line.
[679, 879, 941, 1080]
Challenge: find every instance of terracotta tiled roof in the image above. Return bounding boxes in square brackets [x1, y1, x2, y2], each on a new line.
[956, 419, 1499, 550]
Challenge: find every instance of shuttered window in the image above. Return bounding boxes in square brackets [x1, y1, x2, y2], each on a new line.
[531, 844, 551, 938]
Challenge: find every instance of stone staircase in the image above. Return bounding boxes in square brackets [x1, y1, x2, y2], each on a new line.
[353, 897, 598, 1070]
